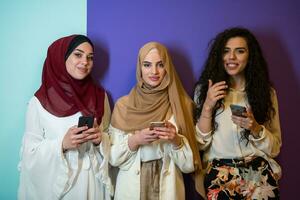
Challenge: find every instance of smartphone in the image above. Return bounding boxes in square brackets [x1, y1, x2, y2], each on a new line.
[149, 121, 166, 130]
[230, 104, 246, 118]
[78, 116, 94, 129]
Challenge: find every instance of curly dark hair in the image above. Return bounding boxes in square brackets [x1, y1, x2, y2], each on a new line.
[194, 27, 275, 139]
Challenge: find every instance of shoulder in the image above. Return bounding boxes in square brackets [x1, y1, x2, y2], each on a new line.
[28, 96, 41, 108]
[115, 95, 129, 106]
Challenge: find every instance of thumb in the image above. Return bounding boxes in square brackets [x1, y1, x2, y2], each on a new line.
[246, 105, 253, 116]
[208, 79, 213, 88]
[93, 118, 99, 128]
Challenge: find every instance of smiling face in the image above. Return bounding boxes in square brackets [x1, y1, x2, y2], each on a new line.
[65, 42, 94, 80]
[141, 48, 166, 88]
[223, 37, 249, 79]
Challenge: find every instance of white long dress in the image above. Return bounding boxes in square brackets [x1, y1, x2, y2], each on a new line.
[18, 95, 113, 200]
[109, 116, 195, 200]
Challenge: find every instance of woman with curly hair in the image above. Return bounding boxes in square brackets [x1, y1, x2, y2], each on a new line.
[194, 27, 281, 199]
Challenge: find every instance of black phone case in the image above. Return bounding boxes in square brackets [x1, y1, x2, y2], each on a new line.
[78, 116, 94, 128]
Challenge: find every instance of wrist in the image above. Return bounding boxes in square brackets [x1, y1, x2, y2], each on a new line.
[252, 125, 263, 138]
[172, 137, 184, 150]
[62, 144, 67, 153]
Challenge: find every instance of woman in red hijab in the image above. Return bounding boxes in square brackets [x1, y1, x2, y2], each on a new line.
[18, 35, 113, 200]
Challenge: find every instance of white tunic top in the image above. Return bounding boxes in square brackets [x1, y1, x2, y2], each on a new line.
[18, 96, 113, 200]
[109, 116, 195, 200]
[195, 87, 282, 179]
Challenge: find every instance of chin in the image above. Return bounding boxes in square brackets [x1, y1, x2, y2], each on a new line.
[74, 74, 88, 80]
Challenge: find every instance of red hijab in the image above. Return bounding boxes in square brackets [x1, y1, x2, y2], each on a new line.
[35, 35, 105, 124]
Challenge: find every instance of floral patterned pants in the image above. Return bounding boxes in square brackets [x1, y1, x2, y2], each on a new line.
[204, 157, 279, 200]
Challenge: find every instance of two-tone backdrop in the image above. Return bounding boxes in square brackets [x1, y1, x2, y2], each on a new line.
[1, 0, 299, 199]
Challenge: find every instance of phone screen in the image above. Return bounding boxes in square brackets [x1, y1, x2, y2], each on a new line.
[230, 104, 246, 117]
[149, 122, 166, 130]
[78, 116, 94, 129]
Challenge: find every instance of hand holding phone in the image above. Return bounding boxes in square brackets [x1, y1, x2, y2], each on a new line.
[149, 121, 166, 130]
[230, 104, 246, 118]
[78, 116, 94, 129]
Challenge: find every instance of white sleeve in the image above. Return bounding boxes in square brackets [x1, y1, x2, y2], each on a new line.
[167, 117, 194, 173]
[195, 125, 213, 150]
[18, 98, 69, 199]
[168, 135, 195, 173]
[249, 90, 282, 158]
[109, 126, 138, 170]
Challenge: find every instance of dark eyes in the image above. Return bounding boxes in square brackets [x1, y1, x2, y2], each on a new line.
[223, 49, 230, 54]
[223, 48, 246, 54]
[73, 53, 93, 61]
[143, 62, 164, 68]
[237, 49, 246, 54]
[143, 63, 150, 67]
[158, 63, 164, 68]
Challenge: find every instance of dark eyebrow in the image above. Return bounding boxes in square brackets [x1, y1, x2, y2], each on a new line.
[235, 47, 247, 50]
[74, 49, 94, 55]
[224, 47, 247, 50]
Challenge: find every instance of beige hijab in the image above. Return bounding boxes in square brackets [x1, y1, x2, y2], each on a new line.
[111, 42, 205, 197]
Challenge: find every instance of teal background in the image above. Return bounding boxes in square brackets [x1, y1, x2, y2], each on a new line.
[0, 1, 86, 199]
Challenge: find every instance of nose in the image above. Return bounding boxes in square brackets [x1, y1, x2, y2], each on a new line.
[81, 56, 88, 65]
[151, 66, 158, 74]
[229, 51, 236, 60]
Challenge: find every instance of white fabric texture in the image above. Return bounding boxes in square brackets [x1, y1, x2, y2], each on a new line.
[18, 95, 113, 200]
[195, 87, 282, 179]
[109, 116, 194, 200]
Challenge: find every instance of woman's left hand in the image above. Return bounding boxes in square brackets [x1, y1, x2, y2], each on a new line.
[82, 118, 102, 145]
[153, 121, 182, 147]
[231, 107, 262, 137]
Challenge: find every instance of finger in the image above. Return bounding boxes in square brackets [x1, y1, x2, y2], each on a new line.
[211, 81, 227, 88]
[215, 94, 226, 101]
[245, 107, 254, 119]
[158, 135, 169, 140]
[153, 126, 169, 132]
[214, 90, 227, 97]
[83, 127, 100, 134]
[164, 121, 176, 130]
[72, 132, 90, 140]
[73, 126, 89, 134]
[146, 133, 159, 139]
[208, 79, 213, 88]
[85, 133, 100, 140]
[93, 118, 99, 128]
[155, 131, 168, 136]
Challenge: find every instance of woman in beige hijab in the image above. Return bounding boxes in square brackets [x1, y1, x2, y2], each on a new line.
[110, 42, 205, 200]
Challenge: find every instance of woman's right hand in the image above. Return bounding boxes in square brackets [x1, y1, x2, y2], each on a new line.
[128, 128, 158, 151]
[62, 125, 89, 151]
[203, 79, 227, 111]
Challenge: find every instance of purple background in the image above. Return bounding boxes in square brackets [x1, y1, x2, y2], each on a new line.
[88, 1, 300, 198]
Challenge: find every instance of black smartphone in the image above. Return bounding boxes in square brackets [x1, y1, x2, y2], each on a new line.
[149, 121, 166, 130]
[78, 116, 94, 129]
[230, 104, 246, 118]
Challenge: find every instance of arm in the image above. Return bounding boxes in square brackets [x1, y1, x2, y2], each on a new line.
[194, 81, 227, 148]
[196, 80, 227, 131]
[109, 126, 139, 170]
[249, 90, 282, 158]
[20, 98, 67, 169]
[162, 117, 194, 173]
[19, 98, 71, 198]
[195, 125, 213, 150]
[168, 135, 195, 173]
